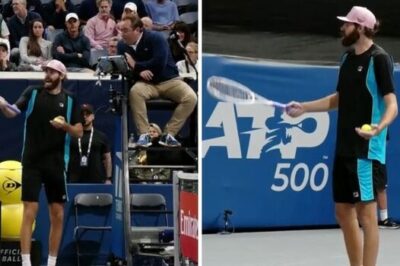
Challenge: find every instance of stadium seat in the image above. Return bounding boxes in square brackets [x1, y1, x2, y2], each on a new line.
[73, 193, 113, 266]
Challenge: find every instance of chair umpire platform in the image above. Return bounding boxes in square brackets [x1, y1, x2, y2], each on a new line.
[130, 193, 174, 261]
[73, 193, 113, 266]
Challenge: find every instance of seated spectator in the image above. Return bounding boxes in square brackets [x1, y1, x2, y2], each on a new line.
[0, 14, 11, 40]
[2, 0, 44, 21]
[145, 0, 179, 37]
[112, 0, 147, 21]
[0, 42, 17, 71]
[141, 16, 152, 30]
[45, 0, 76, 42]
[169, 21, 193, 62]
[52, 13, 92, 71]
[8, 0, 42, 49]
[19, 19, 52, 71]
[84, 0, 117, 50]
[69, 103, 112, 184]
[131, 123, 171, 182]
[176, 41, 197, 90]
[107, 36, 119, 56]
[121, 2, 138, 19]
[118, 16, 197, 146]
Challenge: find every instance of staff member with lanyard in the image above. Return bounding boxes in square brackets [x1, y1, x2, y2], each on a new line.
[68, 103, 112, 183]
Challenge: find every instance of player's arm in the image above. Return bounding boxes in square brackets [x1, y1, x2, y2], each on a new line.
[64, 122, 83, 138]
[355, 93, 397, 139]
[377, 93, 398, 132]
[0, 96, 21, 118]
[287, 92, 339, 117]
[51, 118, 83, 138]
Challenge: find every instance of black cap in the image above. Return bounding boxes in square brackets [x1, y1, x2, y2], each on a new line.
[81, 104, 94, 114]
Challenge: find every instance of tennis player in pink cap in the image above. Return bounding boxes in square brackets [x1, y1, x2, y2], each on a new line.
[287, 6, 398, 266]
[0, 59, 83, 266]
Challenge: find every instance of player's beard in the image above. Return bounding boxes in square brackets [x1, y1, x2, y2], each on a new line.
[341, 27, 360, 47]
[44, 76, 62, 91]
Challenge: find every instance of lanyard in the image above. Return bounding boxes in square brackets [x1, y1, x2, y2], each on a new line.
[78, 127, 94, 157]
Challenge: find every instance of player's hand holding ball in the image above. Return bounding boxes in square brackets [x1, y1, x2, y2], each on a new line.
[50, 115, 66, 130]
[355, 123, 378, 140]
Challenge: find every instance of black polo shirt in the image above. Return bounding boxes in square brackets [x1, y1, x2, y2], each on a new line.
[335, 44, 395, 162]
[15, 86, 81, 167]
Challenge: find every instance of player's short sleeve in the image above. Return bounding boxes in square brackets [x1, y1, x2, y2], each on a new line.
[374, 53, 395, 96]
[15, 86, 37, 111]
[69, 97, 83, 126]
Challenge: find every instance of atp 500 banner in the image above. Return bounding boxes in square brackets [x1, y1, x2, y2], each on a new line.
[202, 54, 342, 231]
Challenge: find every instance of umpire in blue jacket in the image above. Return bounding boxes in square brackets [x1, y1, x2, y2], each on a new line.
[118, 15, 197, 145]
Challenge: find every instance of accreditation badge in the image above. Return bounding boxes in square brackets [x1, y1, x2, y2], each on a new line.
[80, 155, 88, 167]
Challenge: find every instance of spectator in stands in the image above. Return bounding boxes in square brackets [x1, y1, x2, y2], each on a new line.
[52, 13, 92, 71]
[2, 0, 44, 21]
[118, 15, 197, 146]
[69, 103, 112, 184]
[45, 0, 75, 42]
[107, 36, 118, 56]
[84, 0, 117, 50]
[0, 14, 11, 40]
[112, 0, 147, 21]
[8, 0, 42, 49]
[176, 41, 197, 90]
[169, 21, 193, 62]
[131, 122, 171, 182]
[121, 2, 138, 19]
[141, 16, 152, 30]
[0, 42, 17, 71]
[19, 19, 52, 71]
[145, 0, 179, 37]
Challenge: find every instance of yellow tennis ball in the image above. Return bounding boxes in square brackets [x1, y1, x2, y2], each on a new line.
[0, 160, 22, 204]
[53, 116, 64, 123]
[1, 204, 35, 238]
[361, 124, 372, 131]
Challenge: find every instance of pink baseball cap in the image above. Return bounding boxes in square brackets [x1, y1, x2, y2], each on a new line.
[42, 60, 67, 78]
[337, 6, 376, 30]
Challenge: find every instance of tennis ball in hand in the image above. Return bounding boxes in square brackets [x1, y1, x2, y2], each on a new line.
[52, 116, 64, 124]
[361, 124, 372, 131]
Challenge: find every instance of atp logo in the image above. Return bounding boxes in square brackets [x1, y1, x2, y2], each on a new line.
[203, 102, 330, 159]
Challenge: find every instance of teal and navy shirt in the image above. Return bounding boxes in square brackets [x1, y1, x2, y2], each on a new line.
[15, 86, 81, 169]
[335, 44, 395, 163]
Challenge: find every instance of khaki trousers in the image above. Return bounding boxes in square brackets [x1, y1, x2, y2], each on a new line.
[129, 78, 197, 136]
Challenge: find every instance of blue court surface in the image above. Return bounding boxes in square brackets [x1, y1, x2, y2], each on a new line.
[203, 229, 399, 266]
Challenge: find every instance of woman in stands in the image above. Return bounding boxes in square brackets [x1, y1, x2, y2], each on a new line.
[169, 21, 194, 62]
[19, 18, 52, 71]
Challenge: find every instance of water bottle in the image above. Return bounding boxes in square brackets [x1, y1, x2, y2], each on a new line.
[128, 133, 136, 148]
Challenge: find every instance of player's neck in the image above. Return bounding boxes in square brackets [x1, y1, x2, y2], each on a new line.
[353, 38, 374, 55]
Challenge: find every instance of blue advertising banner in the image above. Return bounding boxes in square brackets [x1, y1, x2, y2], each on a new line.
[202, 54, 400, 231]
